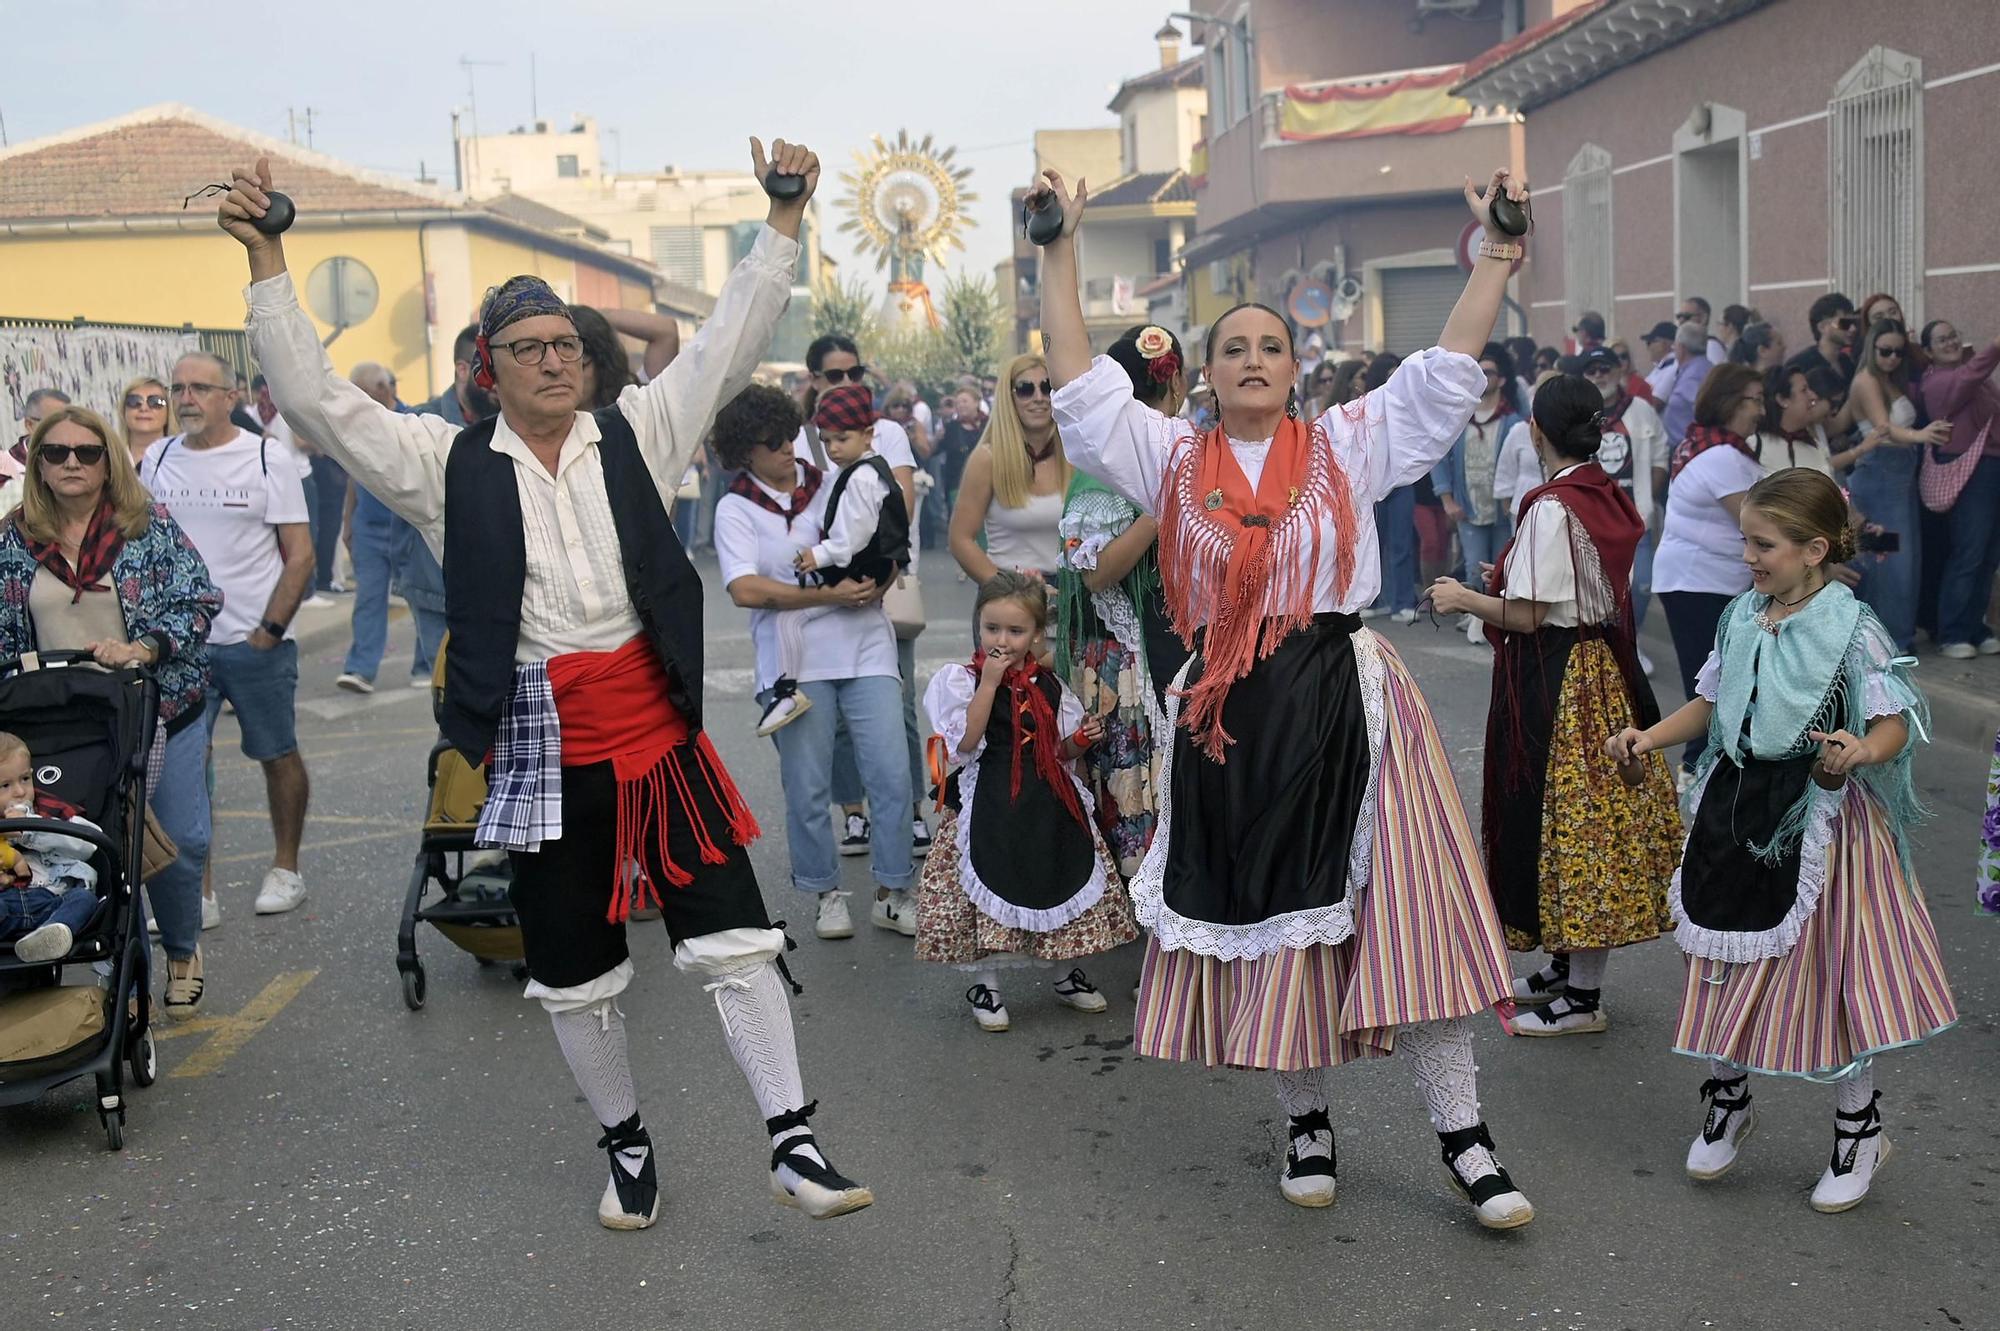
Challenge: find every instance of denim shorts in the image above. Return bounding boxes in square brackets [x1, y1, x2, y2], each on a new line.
[206, 638, 300, 761]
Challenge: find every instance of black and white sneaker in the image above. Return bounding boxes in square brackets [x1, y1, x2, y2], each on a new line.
[1279, 1107, 1337, 1208]
[1439, 1122, 1533, 1229]
[912, 817, 933, 856]
[838, 812, 870, 857]
[595, 1114, 660, 1230]
[767, 1102, 874, 1219]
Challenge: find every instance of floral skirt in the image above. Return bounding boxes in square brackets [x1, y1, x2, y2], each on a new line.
[1672, 784, 1957, 1077]
[915, 808, 1138, 967]
[1067, 633, 1159, 877]
[1978, 725, 2000, 917]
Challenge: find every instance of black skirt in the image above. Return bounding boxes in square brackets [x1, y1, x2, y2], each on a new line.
[961, 672, 1098, 918]
[1163, 612, 1369, 927]
[1678, 751, 1816, 934]
[1482, 627, 1577, 944]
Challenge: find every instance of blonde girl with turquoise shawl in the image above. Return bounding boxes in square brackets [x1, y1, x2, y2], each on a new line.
[1608, 467, 1956, 1215]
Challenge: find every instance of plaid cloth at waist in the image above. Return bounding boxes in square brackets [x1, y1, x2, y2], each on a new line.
[475, 663, 564, 851]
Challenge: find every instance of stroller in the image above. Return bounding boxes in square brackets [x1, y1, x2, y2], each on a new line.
[0, 651, 159, 1150]
[394, 646, 525, 1010]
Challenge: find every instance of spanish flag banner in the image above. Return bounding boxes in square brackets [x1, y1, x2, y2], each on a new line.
[1279, 67, 1473, 142]
[1189, 139, 1208, 188]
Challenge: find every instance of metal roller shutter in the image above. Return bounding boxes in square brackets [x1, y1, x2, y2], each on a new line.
[1380, 265, 1465, 356]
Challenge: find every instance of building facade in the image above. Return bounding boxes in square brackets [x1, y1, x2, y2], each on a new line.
[1456, 0, 2000, 348]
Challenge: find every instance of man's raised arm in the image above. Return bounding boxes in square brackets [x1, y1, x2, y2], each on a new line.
[225, 157, 455, 542]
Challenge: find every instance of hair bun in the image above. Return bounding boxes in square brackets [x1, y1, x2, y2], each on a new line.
[1565, 420, 1603, 457]
[1830, 524, 1860, 563]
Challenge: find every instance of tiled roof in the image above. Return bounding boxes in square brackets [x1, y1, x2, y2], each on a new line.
[1091, 170, 1196, 208]
[1454, 0, 1772, 111]
[483, 193, 608, 241]
[1109, 55, 1205, 111]
[0, 103, 456, 222]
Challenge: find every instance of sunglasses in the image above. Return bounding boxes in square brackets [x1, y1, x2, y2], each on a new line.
[39, 444, 107, 466]
[1013, 379, 1052, 399]
[819, 366, 868, 384]
[125, 393, 169, 410]
[1836, 317, 1860, 330]
[1875, 345, 1906, 359]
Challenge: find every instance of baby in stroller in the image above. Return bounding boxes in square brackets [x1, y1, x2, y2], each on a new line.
[0, 730, 102, 964]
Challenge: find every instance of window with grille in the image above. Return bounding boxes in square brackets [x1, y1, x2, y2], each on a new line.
[1828, 47, 1924, 323]
[649, 225, 705, 288]
[1562, 144, 1614, 336]
[556, 154, 579, 178]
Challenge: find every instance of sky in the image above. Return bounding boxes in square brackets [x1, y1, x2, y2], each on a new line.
[4, 0, 1185, 288]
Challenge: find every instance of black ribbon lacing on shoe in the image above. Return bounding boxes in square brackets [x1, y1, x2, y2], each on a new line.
[1285, 1107, 1336, 1180]
[1828, 1091, 1883, 1176]
[1438, 1122, 1518, 1206]
[1053, 968, 1096, 996]
[597, 1112, 650, 1154]
[1696, 1073, 1752, 1144]
[966, 984, 1004, 1013]
[764, 1100, 861, 1189]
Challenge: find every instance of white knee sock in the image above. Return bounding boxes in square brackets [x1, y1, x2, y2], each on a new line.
[1402, 1018, 1498, 1180]
[1834, 1064, 1876, 1116]
[1273, 1067, 1329, 1118]
[1709, 1058, 1744, 1086]
[710, 960, 825, 1173]
[1564, 947, 1609, 992]
[549, 1000, 637, 1130]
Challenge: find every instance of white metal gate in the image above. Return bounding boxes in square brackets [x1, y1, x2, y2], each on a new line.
[1380, 266, 1464, 357]
[1828, 46, 1925, 324]
[1563, 144, 1614, 335]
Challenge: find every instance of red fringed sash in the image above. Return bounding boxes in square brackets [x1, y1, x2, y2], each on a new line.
[963, 653, 1087, 827]
[547, 636, 761, 923]
[1155, 414, 1359, 761]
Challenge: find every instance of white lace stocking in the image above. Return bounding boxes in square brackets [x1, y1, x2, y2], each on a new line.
[1401, 1018, 1496, 1180]
[1273, 1067, 1329, 1117]
[549, 1000, 637, 1130]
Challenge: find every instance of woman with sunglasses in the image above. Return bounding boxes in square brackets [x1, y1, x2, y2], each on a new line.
[1041, 165, 1535, 1229]
[0, 407, 221, 1018]
[1847, 319, 1951, 653]
[949, 354, 1068, 590]
[119, 378, 174, 466]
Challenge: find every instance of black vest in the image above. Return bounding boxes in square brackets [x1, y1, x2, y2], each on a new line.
[440, 408, 704, 761]
[817, 455, 911, 586]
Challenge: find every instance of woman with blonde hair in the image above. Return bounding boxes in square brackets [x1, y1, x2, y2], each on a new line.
[949, 353, 1069, 586]
[0, 407, 221, 1018]
[118, 377, 174, 465]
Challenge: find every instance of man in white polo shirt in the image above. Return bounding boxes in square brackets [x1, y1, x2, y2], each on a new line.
[142, 352, 317, 915]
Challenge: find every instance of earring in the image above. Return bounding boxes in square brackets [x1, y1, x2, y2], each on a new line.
[1286, 388, 1300, 421]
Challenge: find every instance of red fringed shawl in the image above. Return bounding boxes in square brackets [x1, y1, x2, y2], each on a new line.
[1155, 414, 1360, 761]
[963, 653, 1088, 827]
[547, 636, 761, 923]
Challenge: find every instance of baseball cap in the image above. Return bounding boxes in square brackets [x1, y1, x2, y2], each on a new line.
[1642, 320, 1677, 344]
[1578, 346, 1621, 373]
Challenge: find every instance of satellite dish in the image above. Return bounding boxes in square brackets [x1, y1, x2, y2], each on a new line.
[305, 256, 379, 345]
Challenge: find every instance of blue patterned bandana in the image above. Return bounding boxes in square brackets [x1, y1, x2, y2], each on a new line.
[478, 275, 570, 339]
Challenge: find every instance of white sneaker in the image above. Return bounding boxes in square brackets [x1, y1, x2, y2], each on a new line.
[1051, 967, 1108, 1012]
[409, 675, 433, 689]
[1638, 647, 1656, 677]
[1389, 607, 1419, 625]
[301, 594, 337, 610]
[837, 812, 870, 857]
[1279, 1110, 1337, 1208]
[1941, 641, 1977, 660]
[814, 890, 854, 940]
[12, 921, 73, 963]
[1463, 613, 1482, 645]
[146, 901, 161, 937]
[1810, 1094, 1891, 1213]
[912, 818, 932, 857]
[1686, 1075, 1757, 1181]
[254, 867, 307, 915]
[1358, 607, 1384, 620]
[1979, 636, 2000, 656]
[966, 983, 1009, 1032]
[202, 893, 222, 931]
[870, 890, 917, 937]
[755, 688, 811, 737]
[335, 672, 375, 694]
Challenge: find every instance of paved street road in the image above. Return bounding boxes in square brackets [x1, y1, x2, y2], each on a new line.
[4, 562, 1996, 1331]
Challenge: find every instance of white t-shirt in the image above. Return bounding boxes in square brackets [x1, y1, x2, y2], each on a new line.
[141, 429, 310, 644]
[1651, 445, 1761, 597]
[259, 409, 315, 479]
[796, 417, 918, 572]
[1752, 427, 1835, 478]
[714, 462, 900, 694]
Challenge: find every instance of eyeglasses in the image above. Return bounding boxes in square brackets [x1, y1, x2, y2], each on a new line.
[125, 394, 169, 410]
[39, 444, 107, 466]
[498, 335, 584, 367]
[1481, 367, 1502, 378]
[171, 382, 230, 397]
[1013, 379, 1052, 399]
[819, 366, 868, 384]
[1674, 312, 1695, 322]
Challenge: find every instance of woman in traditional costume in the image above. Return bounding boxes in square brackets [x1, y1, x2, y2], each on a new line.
[1429, 375, 1679, 1036]
[1608, 467, 1956, 1213]
[1040, 166, 1535, 1228]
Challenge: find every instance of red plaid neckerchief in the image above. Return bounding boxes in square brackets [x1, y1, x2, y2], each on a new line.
[1671, 424, 1758, 480]
[24, 498, 124, 604]
[729, 460, 822, 529]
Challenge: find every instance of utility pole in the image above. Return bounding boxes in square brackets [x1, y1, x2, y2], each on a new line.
[530, 53, 538, 124]
[459, 56, 503, 192]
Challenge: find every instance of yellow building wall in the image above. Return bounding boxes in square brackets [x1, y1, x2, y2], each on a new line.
[0, 223, 431, 389]
[1188, 253, 1251, 333]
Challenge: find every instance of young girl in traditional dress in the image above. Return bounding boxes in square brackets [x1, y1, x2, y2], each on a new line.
[917, 572, 1139, 1031]
[1429, 375, 1680, 1036]
[1042, 165, 1537, 1228]
[1608, 467, 1956, 1213]
[1054, 323, 1192, 875]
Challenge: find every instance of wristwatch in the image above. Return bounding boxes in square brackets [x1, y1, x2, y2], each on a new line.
[260, 619, 289, 640]
[1478, 239, 1524, 262]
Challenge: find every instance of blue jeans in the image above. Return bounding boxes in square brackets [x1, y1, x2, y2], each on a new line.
[309, 455, 348, 590]
[411, 604, 446, 680]
[146, 718, 211, 961]
[1632, 521, 1657, 633]
[1371, 484, 1418, 613]
[343, 510, 396, 681]
[1939, 454, 2000, 647]
[768, 674, 914, 895]
[1456, 518, 1504, 584]
[830, 637, 925, 812]
[0, 882, 97, 948]
[673, 497, 699, 548]
[1849, 446, 1923, 651]
[207, 639, 300, 761]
